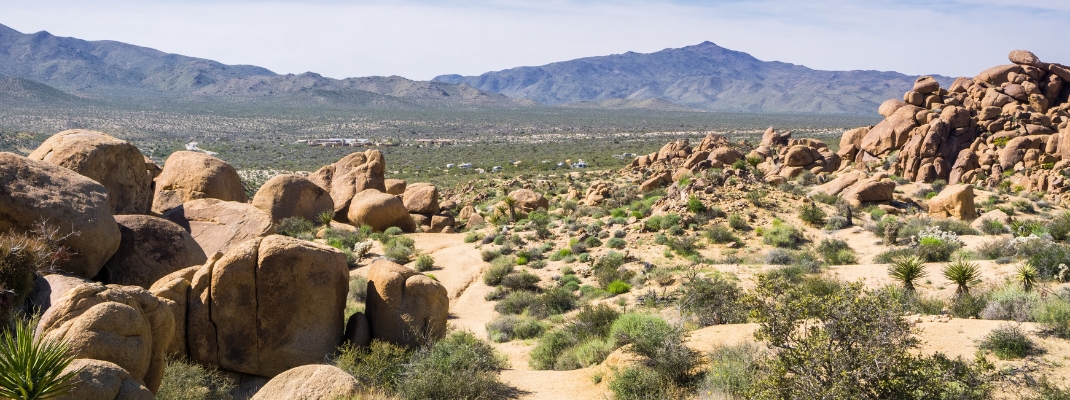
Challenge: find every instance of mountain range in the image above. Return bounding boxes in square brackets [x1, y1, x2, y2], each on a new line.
[0, 23, 950, 114]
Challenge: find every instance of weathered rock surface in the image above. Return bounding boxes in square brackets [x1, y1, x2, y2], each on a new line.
[250, 365, 360, 400]
[37, 283, 174, 393]
[928, 184, 977, 220]
[100, 215, 207, 289]
[55, 359, 154, 400]
[0, 152, 120, 278]
[365, 259, 448, 347]
[508, 189, 549, 215]
[403, 183, 440, 214]
[385, 179, 406, 195]
[151, 151, 246, 214]
[309, 150, 387, 219]
[252, 174, 334, 223]
[347, 189, 417, 232]
[163, 199, 274, 257]
[28, 129, 153, 215]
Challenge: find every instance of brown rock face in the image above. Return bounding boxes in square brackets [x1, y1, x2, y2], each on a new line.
[860, 108, 917, 156]
[707, 147, 744, 168]
[640, 172, 671, 192]
[250, 365, 360, 400]
[28, 129, 153, 215]
[509, 189, 549, 212]
[148, 265, 200, 357]
[760, 127, 790, 147]
[252, 174, 334, 223]
[347, 189, 417, 232]
[187, 235, 348, 377]
[384, 179, 407, 195]
[841, 179, 896, 207]
[1009, 50, 1042, 67]
[309, 150, 387, 219]
[975, 64, 1024, 86]
[37, 283, 174, 393]
[429, 214, 455, 233]
[928, 184, 977, 220]
[101, 215, 207, 289]
[55, 359, 154, 400]
[403, 183, 440, 214]
[152, 151, 247, 214]
[878, 99, 907, 117]
[913, 76, 940, 94]
[0, 152, 120, 279]
[366, 259, 448, 347]
[163, 199, 275, 257]
[783, 145, 818, 167]
[838, 127, 869, 160]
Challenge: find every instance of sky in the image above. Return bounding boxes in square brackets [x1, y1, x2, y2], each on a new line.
[1, 0, 1068, 81]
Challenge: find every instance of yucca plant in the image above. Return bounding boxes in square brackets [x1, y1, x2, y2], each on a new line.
[1016, 263, 1039, 293]
[942, 258, 982, 298]
[0, 318, 79, 399]
[888, 256, 927, 293]
[318, 210, 335, 227]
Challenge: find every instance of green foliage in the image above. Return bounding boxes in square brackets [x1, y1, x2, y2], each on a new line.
[606, 280, 631, 295]
[275, 216, 317, 239]
[1034, 297, 1070, 338]
[980, 219, 1007, 235]
[584, 236, 603, 248]
[761, 219, 803, 249]
[483, 257, 514, 286]
[816, 238, 856, 266]
[397, 331, 509, 400]
[383, 236, 415, 264]
[978, 324, 1035, 359]
[0, 318, 79, 400]
[948, 293, 988, 319]
[334, 340, 410, 393]
[888, 256, 926, 293]
[1049, 211, 1070, 241]
[480, 248, 502, 262]
[486, 315, 547, 343]
[414, 254, 435, 272]
[943, 258, 982, 297]
[728, 214, 748, 230]
[609, 366, 677, 400]
[798, 202, 827, 227]
[609, 314, 699, 397]
[0, 232, 55, 321]
[686, 195, 706, 213]
[500, 270, 540, 291]
[677, 273, 746, 326]
[606, 237, 627, 249]
[530, 304, 621, 371]
[700, 344, 764, 399]
[464, 232, 482, 243]
[749, 277, 991, 399]
[705, 224, 740, 245]
[592, 251, 634, 288]
[383, 226, 404, 236]
[157, 357, 235, 400]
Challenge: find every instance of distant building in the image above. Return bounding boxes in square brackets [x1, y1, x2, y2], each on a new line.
[306, 138, 370, 147]
[572, 159, 588, 168]
[415, 139, 455, 146]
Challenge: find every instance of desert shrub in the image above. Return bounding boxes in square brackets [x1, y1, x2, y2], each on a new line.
[762, 219, 803, 249]
[677, 273, 746, 326]
[540, 287, 578, 315]
[700, 344, 764, 399]
[728, 214, 748, 230]
[1033, 297, 1070, 338]
[529, 306, 619, 371]
[592, 251, 634, 288]
[1011, 218, 1049, 237]
[978, 324, 1035, 360]
[529, 259, 547, 269]
[585, 236, 603, 248]
[381, 226, 403, 236]
[981, 286, 1039, 322]
[812, 191, 839, 205]
[606, 237, 626, 249]
[666, 236, 701, 258]
[823, 216, 850, 230]
[1027, 377, 1070, 400]
[609, 366, 676, 400]
[480, 248, 502, 262]
[1048, 211, 1070, 241]
[610, 314, 699, 396]
[397, 331, 509, 400]
[333, 340, 409, 392]
[500, 270, 540, 291]
[383, 235, 415, 264]
[606, 280, 631, 295]
[570, 304, 620, 338]
[495, 290, 541, 315]
[749, 276, 991, 399]
[816, 238, 856, 266]
[948, 293, 988, 318]
[943, 258, 982, 298]
[486, 315, 547, 343]
[414, 254, 435, 272]
[275, 216, 316, 239]
[0, 317, 80, 400]
[483, 258, 514, 286]
[157, 357, 234, 400]
[464, 232, 482, 243]
[705, 224, 739, 245]
[686, 195, 707, 213]
[798, 202, 827, 227]
[980, 219, 1007, 235]
[0, 232, 56, 320]
[916, 238, 960, 262]
[530, 329, 579, 370]
[1024, 240, 1070, 279]
[976, 238, 1016, 260]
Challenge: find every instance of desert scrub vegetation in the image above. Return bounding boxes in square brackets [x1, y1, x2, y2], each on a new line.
[759, 219, 803, 249]
[676, 272, 746, 326]
[333, 331, 509, 400]
[699, 343, 765, 399]
[157, 357, 235, 400]
[607, 314, 701, 399]
[530, 304, 621, 370]
[977, 323, 1036, 360]
[486, 315, 547, 343]
[0, 316, 80, 400]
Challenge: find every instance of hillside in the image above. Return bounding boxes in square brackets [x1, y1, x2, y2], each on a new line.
[434, 41, 954, 115]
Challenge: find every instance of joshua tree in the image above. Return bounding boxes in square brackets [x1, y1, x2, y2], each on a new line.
[503, 196, 518, 222]
[1016, 263, 1038, 293]
[888, 256, 926, 293]
[942, 259, 982, 298]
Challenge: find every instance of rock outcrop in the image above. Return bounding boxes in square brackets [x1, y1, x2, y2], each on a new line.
[252, 174, 334, 223]
[28, 129, 153, 215]
[347, 189, 417, 232]
[365, 259, 448, 347]
[56, 359, 154, 400]
[403, 183, 440, 214]
[163, 199, 275, 256]
[151, 151, 247, 214]
[0, 153, 120, 279]
[928, 184, 978, 220]
[309, 150, 387, 220]
[385, 178, 407, 195]
[100, 215, 207, 289]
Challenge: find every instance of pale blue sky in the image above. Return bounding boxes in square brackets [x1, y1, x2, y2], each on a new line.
[1, 0, 1067, 80]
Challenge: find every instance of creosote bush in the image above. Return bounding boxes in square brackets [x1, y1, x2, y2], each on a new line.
[157, 356, 235, 400]
[978, 324, 1035, 360]
[761, 219, 803, 249]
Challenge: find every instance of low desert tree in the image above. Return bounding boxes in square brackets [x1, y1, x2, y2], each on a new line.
[943, 258, 982, 298]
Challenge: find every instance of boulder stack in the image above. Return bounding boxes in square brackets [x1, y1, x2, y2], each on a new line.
[152, 151, 247, 214]
[163, 199, 275, 256]
[365, 259, 448, 347]
[309, 150, 387, 220]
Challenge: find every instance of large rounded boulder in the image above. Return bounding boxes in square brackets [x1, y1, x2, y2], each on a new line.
[151, 151, 247, 214]
[250, 365, 360, 400]
[99, 215, 208, 289]
[507, 189, 549, 216]
[309, 150, 387, 219]
[185, 235, 348, 377]
[28, 130, 154, 215]
[36, 283, 174, 393]
[55, 359, 154, 400]
[347, 189, 416, 232]
[252, 174, 334, 223]
[0, 152, 120, 278]
[366, 259, 448, 347]
[928, 184, 977, 220]
[162, 199, 274, 257]
[403, 183, 440, 214]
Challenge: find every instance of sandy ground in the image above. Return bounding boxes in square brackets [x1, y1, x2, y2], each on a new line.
[404, 228, 1070, 399]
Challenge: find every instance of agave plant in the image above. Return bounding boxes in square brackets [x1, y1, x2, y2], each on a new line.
[888, 256, 927, 293]
[1016, 263, 1039, 293]
[943, 258, 982, 298]
[0, 318, 79, 399]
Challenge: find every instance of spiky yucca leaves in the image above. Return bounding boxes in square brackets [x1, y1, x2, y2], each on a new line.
[943, 259, 982, 298]
[0, 318, 79, 400]
[1016, 263, 1039, 293]
[888, 256, 927, 293]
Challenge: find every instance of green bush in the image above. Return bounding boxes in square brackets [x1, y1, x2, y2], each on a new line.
[606, 280, 631, 295]
[483, 258, 515, 286]
[980, 219, 1007, 235]
[383, 226, 404, 236]
[666, 236, 701, 258]
[705, 224, 739, 245]
[700, 344, 763, 398]
[978, 323, 1035, 359]
[609, 366, 675, 400]
[276, 217, 316, 239]
[486, 315, 547, 342]
[1034, 297, 1070, 338]
[584, 236, 603, 248]
[1049, 211, 1070, 241]
[414, 254, 435, 272]
[916, 237, 960, 262]
[494, 291, 541, 315]
[157, 357, 234, 400]
[606, 237, 627, 249]
[762, 219, 803, 249]
[569, 304, 620, 338]
[798, 202, 827, 227]
[397, 331, 509, 400]
[530, 329, 580, 370]
[948, 293, 988, 319]
[677, 274, 746, 326]
[0, 232, 51, 320]
[816, 238, 856, 266]
[530, 304, 621, 371]
[500, 270, 540, 291]
[383, 235, 415, 264]
[480, 248, 502, 262]
[728, 214, 748, 230]
[464, 232, 482, 243]
[686, 195, 706, 213]
[551, 337, 616, 370]
[333, 340, 409, 393]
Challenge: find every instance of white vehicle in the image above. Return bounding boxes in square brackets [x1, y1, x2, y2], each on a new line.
[459, 163, 473, 169]
[446, 163, 455, 169]
[492, 166, 503, 172]
[572, 160, 588, 168]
